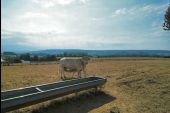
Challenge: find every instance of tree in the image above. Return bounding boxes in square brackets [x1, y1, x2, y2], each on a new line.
[163, 4, 170, 30]
[33, 55, 38, 61]
[4, 56, 14, 64]
[46, 55, 56, 61]
[62, 52, 88, 57]
[13, 57, 21, 63]
[20, 53, 31, 61]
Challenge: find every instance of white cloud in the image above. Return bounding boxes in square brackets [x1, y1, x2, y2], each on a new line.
[20, 12, 48, 19]
[2, 0, 169, 50]
[15, 31, 138, 49]
[1, 30, 12, 36]
[112, 4, 168, 17]
[32, 0, 56, 7]
[90, 17, 103, 21]
[114, 8, 126, 15]
[140, 4, 167, 13]
[32, 0, 89, 7]
[57, 0, 76, 5]
[2, 10, 68, 35]
[1, 30, 14, 39]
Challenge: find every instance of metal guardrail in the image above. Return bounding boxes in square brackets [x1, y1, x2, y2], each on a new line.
[1, 76, 107, 112]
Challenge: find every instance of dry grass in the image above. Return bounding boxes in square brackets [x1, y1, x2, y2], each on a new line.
[1, 57, 170, 113]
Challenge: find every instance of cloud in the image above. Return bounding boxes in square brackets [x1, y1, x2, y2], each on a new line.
[20, 12, 48, 19]
[114, 8, 126, 15]
[112, 4, 168, 17]
[2, 28, 169, 50]
[1, 30, 13, 38]
[2, 0, 170, 51]
[1, 29, 29, 39]
[57, 0, 76, 5]
[2, 29, 134, 50]
[1, 10, 67, 35]
[90, 17, 103, 21]
[32, 0, 89, 7]
[17, 36, 127, 50]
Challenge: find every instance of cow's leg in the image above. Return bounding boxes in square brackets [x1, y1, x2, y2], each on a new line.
[76, 71, 78, 78]
[76, 71, 79, 78]
[63, 70, 66, 80]
[81, 65, 86, 78]
[58, 66, 62, 80]
[79, 71, 81, 78]
[77, 71, 81, 78]
[72, 72, 75, 78]
[83, 68, 86, 78]
[84, 70, 86, 77]
[60, 67, 64, 80]
[61, 67, 66, 80]
[61, 72, 64, 80]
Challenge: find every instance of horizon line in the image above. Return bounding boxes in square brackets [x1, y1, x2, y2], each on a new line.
[1, 49, 170, 53]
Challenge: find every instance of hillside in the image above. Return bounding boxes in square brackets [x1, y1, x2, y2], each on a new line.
[29, 49, 170, 57]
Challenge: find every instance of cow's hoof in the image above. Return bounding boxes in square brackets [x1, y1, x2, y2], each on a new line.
[61, 77, 65, 80]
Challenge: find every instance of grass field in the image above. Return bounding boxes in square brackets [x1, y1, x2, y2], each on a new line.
[1, 57, 170, 113]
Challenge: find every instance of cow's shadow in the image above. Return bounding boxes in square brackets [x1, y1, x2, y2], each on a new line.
[32, 91, 116, 113]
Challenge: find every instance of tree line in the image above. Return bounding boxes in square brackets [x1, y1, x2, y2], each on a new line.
[2, 52, 89, 63]
[57, 52, 88, 57]
[3, 54, 57, 63]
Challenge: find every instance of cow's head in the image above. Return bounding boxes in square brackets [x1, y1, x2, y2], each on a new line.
[81, 57, 90, 65]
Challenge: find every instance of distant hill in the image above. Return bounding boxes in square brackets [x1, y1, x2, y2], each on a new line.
[27, 49, 170, 57]
[2, 52, 17, 55]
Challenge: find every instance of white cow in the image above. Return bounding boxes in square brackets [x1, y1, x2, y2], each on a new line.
[58, 57, 90, 80]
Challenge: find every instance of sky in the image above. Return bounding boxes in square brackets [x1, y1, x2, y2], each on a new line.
[1, 0, 170, 52]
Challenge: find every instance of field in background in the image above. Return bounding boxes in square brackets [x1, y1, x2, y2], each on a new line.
[1, 57, 170, 113]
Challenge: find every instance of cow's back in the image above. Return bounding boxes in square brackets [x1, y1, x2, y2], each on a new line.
[59, 57, 83, 70]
